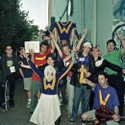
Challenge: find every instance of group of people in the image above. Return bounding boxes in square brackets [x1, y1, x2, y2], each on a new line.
[0, 26, 125, 125]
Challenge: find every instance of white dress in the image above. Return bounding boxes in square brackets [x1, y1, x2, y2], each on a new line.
[30, 93, 61, 125]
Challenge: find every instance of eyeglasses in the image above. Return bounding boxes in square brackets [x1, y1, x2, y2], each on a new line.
[6, 48, 12, 50]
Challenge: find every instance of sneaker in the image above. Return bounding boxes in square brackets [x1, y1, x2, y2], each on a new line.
[26, 99, 31, 109]
[9, 100, 15, 108]
[26, 103, 31, 109]
[81, 123, 86, 125]
[0, 107, 6, 112]
[69, 118, 75, 123]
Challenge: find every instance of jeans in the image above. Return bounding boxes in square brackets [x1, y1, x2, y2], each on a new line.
[66, 77, 74, 114]
[71, 85, 91, 120]
[108, 74, 124, 115]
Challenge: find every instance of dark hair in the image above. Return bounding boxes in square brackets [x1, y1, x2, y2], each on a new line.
[18, 47, 24, 51]
[46, 53, 56, 61]
[4, 44, 13, 50]
[40, 40, 49, 48]
[106, 39, 116, 46]
[62, 44, 71, 50]
[98, 72, 108, 79]
[42, 30, 50, 37]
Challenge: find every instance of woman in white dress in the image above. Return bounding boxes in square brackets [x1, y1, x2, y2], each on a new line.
[28, 54, 73, 125]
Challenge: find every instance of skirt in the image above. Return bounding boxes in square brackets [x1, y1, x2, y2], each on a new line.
[30, 93, 61, 125]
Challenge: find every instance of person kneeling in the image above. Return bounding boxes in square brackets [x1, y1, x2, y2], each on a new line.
[81, 72, 120, 125]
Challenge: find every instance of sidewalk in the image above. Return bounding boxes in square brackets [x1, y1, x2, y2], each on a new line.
[0, 80, 125, 125]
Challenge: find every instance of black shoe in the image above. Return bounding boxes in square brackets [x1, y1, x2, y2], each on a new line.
[9, 100, 15, 108]
[0, 106, 6, 112]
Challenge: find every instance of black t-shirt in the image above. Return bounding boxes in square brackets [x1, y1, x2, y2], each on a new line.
[18, 56, 32, 78]
[1, 55, 20, 80]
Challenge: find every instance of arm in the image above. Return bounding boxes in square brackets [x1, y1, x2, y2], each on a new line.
[103, 59, 123, 73]
[28, 50, 34, 62]
[114, 106, 119, 115]
[28, 60, 43, 78]
[20, 64, 31, 69]
[50, 31, 60, 54]
[52, 36, 63, 57]
[58, 62, 74, 81]
[76, 28, 88, 51]
[117, 33, 125, 53]
[84, 79, 96, 88]
[19, 68, 24, 78]
[112, 106, 120, 122]
[50, 39, 55, 53]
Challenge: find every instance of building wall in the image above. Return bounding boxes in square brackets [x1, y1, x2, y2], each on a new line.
[48, 0, 67, 22]
[96, 0, 113, 53]
[49, 0, 113, 53]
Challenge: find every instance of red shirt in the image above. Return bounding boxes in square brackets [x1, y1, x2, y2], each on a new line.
[32, 48, 52, 81]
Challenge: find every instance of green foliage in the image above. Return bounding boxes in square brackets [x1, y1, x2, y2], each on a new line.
[0, 0, 39, 48]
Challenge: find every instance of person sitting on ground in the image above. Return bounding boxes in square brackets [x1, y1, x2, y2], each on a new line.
[81, 72, 120, 125]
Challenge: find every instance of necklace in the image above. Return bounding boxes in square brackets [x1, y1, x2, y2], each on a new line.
[99, 90, 110, 105]
[44, 77, 56, 90]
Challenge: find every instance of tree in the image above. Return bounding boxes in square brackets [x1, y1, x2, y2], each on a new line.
[0, 0, 39, 48]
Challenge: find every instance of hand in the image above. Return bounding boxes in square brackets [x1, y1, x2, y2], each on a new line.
[29, 49, 34, 55]
[86, 72, 91, 77]
[117, 33, 125, 40]
[58, 76, 62, 83]
[122, 69, 125, 74]
[82, 78, 88, 84]
[25, 54, 30, 61]
[112, 114, 120, 122]
[50, 31, 55, 40]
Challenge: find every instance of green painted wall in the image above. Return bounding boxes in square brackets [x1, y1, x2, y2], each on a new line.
[96, 0, 113, 53]
[51, 0, 113, 53]
[52, 0, 67, 21]
[70, 0, 83, 32]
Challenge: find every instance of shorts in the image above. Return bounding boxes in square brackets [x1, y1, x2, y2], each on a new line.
[24, 78, 32, 91]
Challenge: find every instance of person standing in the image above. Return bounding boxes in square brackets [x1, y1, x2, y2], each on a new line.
[18, 47, 32, 108]
[104, 38, 125, 115]
[30, 41, 54, 112]
[70, 41, 94, 122]
[1, 45, 19, 108]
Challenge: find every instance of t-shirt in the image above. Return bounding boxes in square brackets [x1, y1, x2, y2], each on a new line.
[29, 61, 61, 95]
[1, 55, 19, 80]
[77, 55, 91, 66]
[32, 48, 52, 81]
[18, 56, 32, 78]
[93, 84, 119, 111]
[103, 50, 122, 75]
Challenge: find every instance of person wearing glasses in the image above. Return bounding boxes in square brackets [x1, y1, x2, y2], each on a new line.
[1, 45, 19, 108]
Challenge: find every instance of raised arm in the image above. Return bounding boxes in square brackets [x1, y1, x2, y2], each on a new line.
[117, 33, 125, 54]
[58, 62, 74, 82]
[50, 32, 56, 53]
[50, 32, 63, 57]
[76, 28, 88, 51]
